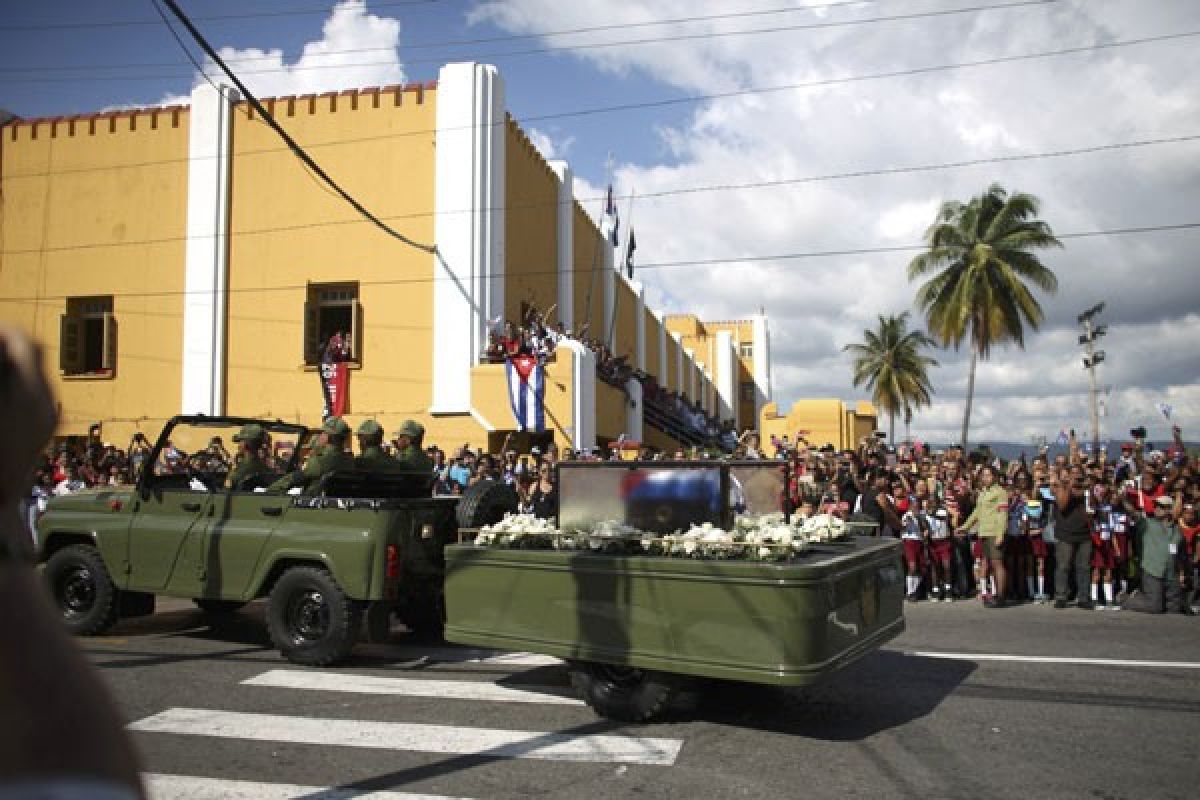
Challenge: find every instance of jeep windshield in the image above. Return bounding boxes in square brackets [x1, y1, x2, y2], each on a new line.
[146, 416, 313, 491]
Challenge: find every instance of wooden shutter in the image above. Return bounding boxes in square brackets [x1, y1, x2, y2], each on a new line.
[303, 297, 319, 365]
[350, 300, 363, 363]
[60, 315, 83, 374]
[101, 312, 118, 372]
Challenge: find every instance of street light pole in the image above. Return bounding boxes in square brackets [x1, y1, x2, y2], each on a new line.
[1078, 303, 1107, 456]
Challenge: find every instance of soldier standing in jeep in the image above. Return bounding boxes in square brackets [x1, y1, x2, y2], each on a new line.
[268, 416, 353, 493]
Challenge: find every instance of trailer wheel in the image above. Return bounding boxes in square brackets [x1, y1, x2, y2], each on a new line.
[44, 544, 120, 636]
[456, 479, 518, 529]
[266, 566, 361, 666]
[568, 661, 678, 722]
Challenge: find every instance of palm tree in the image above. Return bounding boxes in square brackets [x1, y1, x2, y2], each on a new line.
[907, 183, 1061, 450]
[843, 312, 939, 444]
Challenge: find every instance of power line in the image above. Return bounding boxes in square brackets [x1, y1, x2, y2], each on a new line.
[1, 221, 1196, 304]
[0, 0, 1060, 83]
[0, 0, 884, 71]
[0, 0, 441, 32]
[5, 29, 1195, 182]
[157, 0, 435, 254]
[3, 131, 1196, 256]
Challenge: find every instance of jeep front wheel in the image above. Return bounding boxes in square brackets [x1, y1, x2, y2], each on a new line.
[44, 544, 119, 636]
[266, 566, 361, 666]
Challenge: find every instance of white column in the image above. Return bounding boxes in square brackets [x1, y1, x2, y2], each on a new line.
[632, 281, 645, 370]
[715, 329, 735, 422]
[556, 338, 595, 451]
[602, 246, 615, 350]
[625, 377, 643, 442]
[655, 311, 667, 385]
[752, 312, 772, 422]
[432, 63, 506, 413]
[685, 348, 696, 401]
[181, 82, 238, 416]
[548, 160, 574, 333]
[673, 332, 684, 395]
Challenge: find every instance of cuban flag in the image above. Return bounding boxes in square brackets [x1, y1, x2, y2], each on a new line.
[604, 184, 620, 247]
[506, 353, 545, 432]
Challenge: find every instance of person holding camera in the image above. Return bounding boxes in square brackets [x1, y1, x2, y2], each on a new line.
[1051, 467, 1094, 609]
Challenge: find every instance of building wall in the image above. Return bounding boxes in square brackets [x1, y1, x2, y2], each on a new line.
[642, 307, 661, 380]
[611, 277, 637, 361]
[503, 119, 558, 324]
[571, 202, 606, 338]
[223, 85, 438, 432]
[760, 398, 878, 451]
[0, 107, 191, 440]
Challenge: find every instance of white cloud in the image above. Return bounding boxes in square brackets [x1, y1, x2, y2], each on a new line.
[526, 126, 575, 161]
[161, 0, 405, 105]
[475, 0, 1200, 443]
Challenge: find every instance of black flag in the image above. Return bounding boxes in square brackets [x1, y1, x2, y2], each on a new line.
[624, 227, 637, 279]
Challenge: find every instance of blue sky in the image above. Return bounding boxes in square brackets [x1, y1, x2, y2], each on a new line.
[3, 1, 1199, 444]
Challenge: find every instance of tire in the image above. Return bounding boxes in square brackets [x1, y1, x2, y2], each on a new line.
[266, 566, 361, 666]
[567, 661, 678, 722]
[193, 598, 246, 616]
[44, 544, 119, 636]
[456, 479, 519, 529]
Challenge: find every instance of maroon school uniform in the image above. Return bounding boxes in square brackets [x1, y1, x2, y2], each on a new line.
[1090, 503, 1116, 570]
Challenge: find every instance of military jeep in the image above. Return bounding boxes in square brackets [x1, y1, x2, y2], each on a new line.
[35, 415, 510, 666]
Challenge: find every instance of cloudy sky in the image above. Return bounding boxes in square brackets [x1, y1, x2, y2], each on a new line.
[3, 0, 1198, 445]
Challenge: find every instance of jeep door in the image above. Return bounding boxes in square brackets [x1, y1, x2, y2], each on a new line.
[126, 476, 213, 593]
[186, 490, 288, 600]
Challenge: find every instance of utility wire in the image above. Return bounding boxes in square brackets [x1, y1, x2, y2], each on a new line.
[6, 29, 1195, 182]
[0, 0, 884, 70]
[157, 0, 434, 254]
[1, 222, 1196, 304]
[2, 0, 1059, 83]
[0, 0, 441, 32]
[3, 131, 1196, 256]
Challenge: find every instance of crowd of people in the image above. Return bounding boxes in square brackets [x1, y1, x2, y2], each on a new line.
[772, 427, 1198, 615]
[481, 304, 735, 451]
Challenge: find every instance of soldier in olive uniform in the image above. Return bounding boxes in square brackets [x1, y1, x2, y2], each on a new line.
[226, 423, 273, 490]
[268, 416, 354, 493]
[392, 420, 434, 474]
[354, 419, 405, 474]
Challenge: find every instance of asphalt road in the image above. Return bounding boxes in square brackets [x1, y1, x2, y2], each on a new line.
[82, 598, 1200, 800]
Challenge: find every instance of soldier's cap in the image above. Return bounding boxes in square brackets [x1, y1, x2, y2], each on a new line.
[357, 419, 384, 437]
[232, 423, 266, 442]
[392, 419, 424, 439]
[322, 416, 350, 436]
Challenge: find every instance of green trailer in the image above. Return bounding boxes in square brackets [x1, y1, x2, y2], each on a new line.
[444, 461, 904, 721]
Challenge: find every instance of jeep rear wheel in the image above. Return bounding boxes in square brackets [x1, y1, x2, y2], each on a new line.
[266, 566, 361, 666]
[567, 661, 678, 722]
[44, 544, 119, 636]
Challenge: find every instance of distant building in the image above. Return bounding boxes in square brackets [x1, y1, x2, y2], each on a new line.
[760, 399, 878, 452]
[0, 63, 768, 454]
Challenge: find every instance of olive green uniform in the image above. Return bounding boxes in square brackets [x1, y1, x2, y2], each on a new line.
[226, 454, 272, 490]
[268, 444, 354, 493]
[355, 445, 406, 474]
[395, 445, 434, 474]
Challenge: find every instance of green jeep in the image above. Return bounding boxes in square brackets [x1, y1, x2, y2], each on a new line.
[34, 415, 510, 666]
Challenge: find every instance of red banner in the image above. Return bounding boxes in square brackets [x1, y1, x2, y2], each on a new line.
[319, 332, 350, 419]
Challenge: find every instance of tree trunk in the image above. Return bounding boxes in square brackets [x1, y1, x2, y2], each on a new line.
[961, 349, 978, 450]
[889, 410, 895, 445]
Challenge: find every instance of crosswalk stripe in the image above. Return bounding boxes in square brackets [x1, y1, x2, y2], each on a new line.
[130, 708, 684, 765]
[144, 772, 470, 799]
[242, 669, 584, 705]
[385, 646, 562, 667]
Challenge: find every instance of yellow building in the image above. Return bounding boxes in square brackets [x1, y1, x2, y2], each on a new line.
[664, 314, 770, 434]
[0, 63, 773, 454]
[759, 399, 878, 452]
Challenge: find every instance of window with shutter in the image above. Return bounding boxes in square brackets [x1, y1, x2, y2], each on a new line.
[61, 296, 115, 378]
[303, 298, 320, 365]
[305, 283, 361, 366]
[60, 315, 84, 374]
[101, 312, 118, 372]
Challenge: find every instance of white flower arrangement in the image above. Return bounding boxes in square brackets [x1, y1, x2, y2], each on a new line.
[475, 510, 848, 559]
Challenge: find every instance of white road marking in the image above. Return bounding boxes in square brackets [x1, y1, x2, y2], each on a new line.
[144, 773, 469, 799]
[905, 650, 1200, 669]
[130, 709, 683, 765]
[387, 647, 562, 667]
[242, 669, 583, 705]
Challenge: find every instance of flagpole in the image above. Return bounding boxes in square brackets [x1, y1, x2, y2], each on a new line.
[606, 187, 636, 349]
